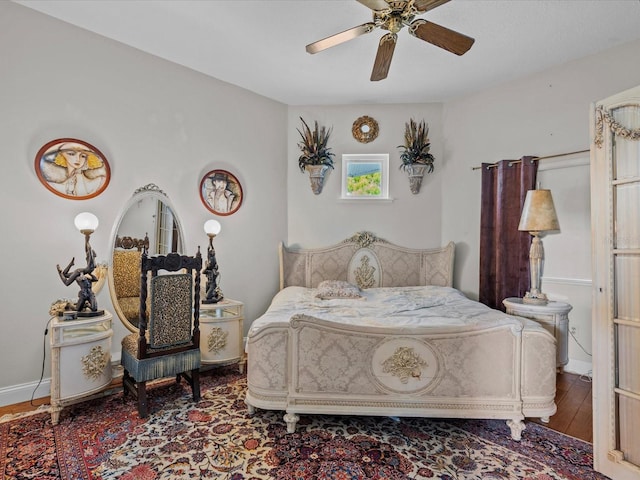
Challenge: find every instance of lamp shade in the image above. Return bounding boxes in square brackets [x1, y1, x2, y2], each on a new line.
[518, 189, 560, 233]
[74, 212, 99, 233]
[204, 219, 221, 236]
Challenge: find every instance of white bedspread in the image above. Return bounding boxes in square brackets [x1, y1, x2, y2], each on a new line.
[249, 285, 523, 333]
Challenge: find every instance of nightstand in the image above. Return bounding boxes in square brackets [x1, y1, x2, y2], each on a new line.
[199, 298, 245, 372]
[503, 297, 572, 372]
[50, 310, 113, 425]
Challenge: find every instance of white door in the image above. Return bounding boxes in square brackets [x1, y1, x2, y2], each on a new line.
[590, 85, 640, 480]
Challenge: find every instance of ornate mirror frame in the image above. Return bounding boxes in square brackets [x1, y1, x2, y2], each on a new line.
[107, 184, 186, 332]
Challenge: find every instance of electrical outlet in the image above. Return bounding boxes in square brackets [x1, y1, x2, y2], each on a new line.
[570, 326, 577, 334]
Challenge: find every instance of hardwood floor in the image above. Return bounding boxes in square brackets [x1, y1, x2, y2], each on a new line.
[1, 372, 593, 443]
[531, 371, 593, 442]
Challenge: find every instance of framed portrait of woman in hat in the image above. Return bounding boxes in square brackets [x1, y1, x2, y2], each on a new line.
[35, 138, 111, 200]
[199, 169, 243, 216]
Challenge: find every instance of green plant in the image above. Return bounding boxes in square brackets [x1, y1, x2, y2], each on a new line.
[297, 117, 335, 172]
[398, 119, 434, 173]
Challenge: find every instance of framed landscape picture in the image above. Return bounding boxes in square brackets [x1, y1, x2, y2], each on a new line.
[341, 153, 389, 200]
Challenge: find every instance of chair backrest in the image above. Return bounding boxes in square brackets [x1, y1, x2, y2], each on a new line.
[113, 249, 142, 298]
[148, 273, 193, 348]
[112, 234, 149, 298]
[138, 249, 202, 358]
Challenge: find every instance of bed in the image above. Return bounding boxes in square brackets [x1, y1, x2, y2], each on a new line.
[245, 232, 557, 440]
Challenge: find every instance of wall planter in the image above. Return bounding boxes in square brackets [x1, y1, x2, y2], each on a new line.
[398, 119, 434, 194]
[406, 163, 430, 194]
[305, 164, 330, 195]
[297, 117, 335, 195]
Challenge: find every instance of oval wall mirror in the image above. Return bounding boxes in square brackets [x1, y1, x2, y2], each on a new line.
[107, 184, 185, 332]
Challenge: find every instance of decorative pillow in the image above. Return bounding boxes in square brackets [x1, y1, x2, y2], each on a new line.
[315, 280, 363, 300]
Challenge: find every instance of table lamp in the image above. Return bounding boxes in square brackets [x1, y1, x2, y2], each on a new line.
[56, 212, 103, 316]
[202, 219, 224, 304]
[518, 189, 560, 305]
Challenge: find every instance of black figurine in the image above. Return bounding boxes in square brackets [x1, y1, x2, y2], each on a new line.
[56, 233, 103, 316]
[202, 239, 223, 304]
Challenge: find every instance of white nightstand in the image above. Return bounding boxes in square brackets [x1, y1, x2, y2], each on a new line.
[503, 297, 572, 372]
[50, 310, 113, 424]
[199, 298, 245, 372]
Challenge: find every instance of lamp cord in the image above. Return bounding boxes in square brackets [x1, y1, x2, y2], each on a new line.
[568, 325, 593, 383]
[569, 326, 592, 357]
[31, 317, 53, 406]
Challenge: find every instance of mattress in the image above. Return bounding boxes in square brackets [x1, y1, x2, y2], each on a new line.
[249, 285, 523, 332]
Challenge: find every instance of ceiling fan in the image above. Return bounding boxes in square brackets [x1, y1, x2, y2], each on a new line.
[305, 0, 474, 81]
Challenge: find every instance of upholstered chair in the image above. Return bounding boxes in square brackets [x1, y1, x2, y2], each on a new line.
[112, 234, 149, 326]
[121, 248, 202, 418]
[112, 249, 142, 324]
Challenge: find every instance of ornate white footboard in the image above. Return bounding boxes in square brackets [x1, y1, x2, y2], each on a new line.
[246, 314, 556, 441]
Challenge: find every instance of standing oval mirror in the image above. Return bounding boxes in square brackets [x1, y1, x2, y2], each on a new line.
[108, 184, 185, 332]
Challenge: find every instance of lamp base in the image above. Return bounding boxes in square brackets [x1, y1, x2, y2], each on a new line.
[77, 309, 105, 318]
[522, 291, 548, 305]
[202, 290, 224, 304]
[202, 298, 223, 304]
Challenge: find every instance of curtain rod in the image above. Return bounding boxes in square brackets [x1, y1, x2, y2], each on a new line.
[471, 149, 589, 170]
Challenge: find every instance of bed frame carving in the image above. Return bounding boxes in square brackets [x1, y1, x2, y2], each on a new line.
[247, 232, 557, 440]
[279, 232, 455, 290]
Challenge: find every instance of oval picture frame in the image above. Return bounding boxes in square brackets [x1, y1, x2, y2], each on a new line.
[352, 116, 379, 144]
[199, 169, 243, 216]
[35, 138, 111, 200]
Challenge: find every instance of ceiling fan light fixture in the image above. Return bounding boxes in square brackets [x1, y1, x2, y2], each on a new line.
[386, 14, 404, 33]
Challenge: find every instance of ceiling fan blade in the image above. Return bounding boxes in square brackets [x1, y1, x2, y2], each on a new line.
[306, 22, 376, 54]
[413, 0, 451, 13]
[357, 0, 391, 12]
[371, 33, 397, 81]
[409, 19, 474, 55]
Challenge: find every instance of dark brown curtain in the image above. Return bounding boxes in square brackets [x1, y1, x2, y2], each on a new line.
[479, 157, 538, 311]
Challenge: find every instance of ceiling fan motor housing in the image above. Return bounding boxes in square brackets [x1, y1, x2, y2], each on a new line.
[374, 1, 416, 32]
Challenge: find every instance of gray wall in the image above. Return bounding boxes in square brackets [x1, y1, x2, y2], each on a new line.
[3, 0, 640, 403]
[441, 39, 640, 372]
[0, 2, 287, 401]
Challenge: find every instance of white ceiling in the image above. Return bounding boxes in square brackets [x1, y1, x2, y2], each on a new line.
[15, 0, 640, 105]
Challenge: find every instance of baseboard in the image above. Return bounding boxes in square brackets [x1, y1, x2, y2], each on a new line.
[564, 359, 592, 377]
[0, 378, 50, 407]
[0, 355, 123, 407]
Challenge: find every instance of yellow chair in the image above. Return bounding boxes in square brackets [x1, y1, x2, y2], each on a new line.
[112, 249, 142, 325]
[112, 234, 149, 328]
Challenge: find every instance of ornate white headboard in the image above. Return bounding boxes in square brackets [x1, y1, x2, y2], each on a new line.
[279, 232, 455, 290]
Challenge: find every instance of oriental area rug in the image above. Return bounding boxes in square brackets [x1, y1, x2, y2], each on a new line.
[1, 367, 609, 480]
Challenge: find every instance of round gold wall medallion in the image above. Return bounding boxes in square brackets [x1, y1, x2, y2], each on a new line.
[352, 116, 379, 143]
